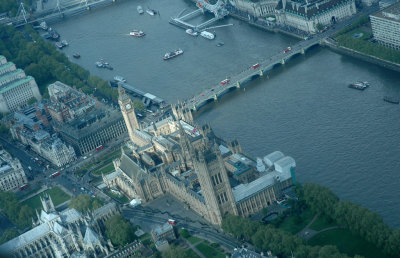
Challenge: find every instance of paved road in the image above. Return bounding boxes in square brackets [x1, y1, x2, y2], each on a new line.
[122, 206, 240, 251]
[0, 132, 125, 202]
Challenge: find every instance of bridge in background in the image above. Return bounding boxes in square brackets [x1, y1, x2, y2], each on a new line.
[4, 0, 126, 27]
[169, 0, 229, 30]
[185, 37, 322, 111]
[183, 5, 380, 112]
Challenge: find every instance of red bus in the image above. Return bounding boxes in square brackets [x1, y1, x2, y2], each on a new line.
[252, 63, 260, 69]
[50, 171, 61, 178]
[19, 184, 29, 190]
[167, 219, 176, 226]
[96, 145, 104, 151]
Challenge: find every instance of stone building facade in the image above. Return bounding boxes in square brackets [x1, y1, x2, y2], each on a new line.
[59, 107, 127, 156]
[0, 55, 41, 113]
[103, 90, 296, 226]
[0, 195, 119, 258]
[275, 0, 356, 34]
[370, 2, 400, 50]
[230, 0, 279, 17]
[0, 149, 27, 191]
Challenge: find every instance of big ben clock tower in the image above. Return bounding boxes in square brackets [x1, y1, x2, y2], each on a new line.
[118, 86, 140, 141]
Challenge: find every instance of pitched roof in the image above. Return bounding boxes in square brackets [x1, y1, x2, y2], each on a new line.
[84, 227, 100, 245]
[119, 152, 148, 180]
[0, 223, 51, 255]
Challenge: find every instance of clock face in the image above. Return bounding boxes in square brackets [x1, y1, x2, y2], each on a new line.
[126, 103, 131, 110]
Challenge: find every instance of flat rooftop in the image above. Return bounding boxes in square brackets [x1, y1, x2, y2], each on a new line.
[371, 2, 400, 21]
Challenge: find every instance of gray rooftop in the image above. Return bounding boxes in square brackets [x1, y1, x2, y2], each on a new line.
[232, 174, 276, 203]
[0, 223, 51, 255]
[372, 1, 400, 21]
[84, 227, 100, 245]
[153, 222, 173, 235]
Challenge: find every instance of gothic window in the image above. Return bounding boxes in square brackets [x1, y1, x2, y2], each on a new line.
[217, 173, 223, 184]
[223, 192, 228, 202]
[149, 181, 159, 195]
[211, 175, 217, 186]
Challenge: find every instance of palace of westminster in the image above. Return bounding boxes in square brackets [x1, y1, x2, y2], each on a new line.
[104, 87, 296, 225]
[0, 87, 295, 258]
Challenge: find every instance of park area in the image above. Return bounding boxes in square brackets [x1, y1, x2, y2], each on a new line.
[268, 204, 392, 258]
[178, 229, 228, 258]
[21, 186, 71, 211]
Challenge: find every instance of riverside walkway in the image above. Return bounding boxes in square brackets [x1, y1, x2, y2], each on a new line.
[185, 5, 379, 112]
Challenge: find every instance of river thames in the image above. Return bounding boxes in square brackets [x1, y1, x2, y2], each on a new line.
[53, 0, 400, 227]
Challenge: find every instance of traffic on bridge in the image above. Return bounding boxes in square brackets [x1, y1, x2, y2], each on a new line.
[185, 4, 379, 112]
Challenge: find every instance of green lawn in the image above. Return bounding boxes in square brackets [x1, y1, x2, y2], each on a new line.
[187, 236, 203, 245]
[186, 249, 201, 258]
[278, 209, 315, 234]
[308, 228, 391, 258]
[309, 214, 337, 231]
[18, 186, 41, 200]
[22, 186, 70, 211]
[196, 242, 225, 258]
[349, 29, 372, 40]
[92, 162, 115, 176]
[105, 189, 129, 204]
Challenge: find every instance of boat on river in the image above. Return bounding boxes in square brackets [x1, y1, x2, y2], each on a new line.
[348, 81, 368, 90]
[383, 96, 399, 104]
[96, 59, 113, 70]
[114, 76, 126, 83]
[200, 31, 215, 40]
[186, 29, 198, 36]
[146, 8, 157, 16]
[137, 6, 144, 14]
[130, 30, 145, 37]
[73, 53, 80, 58]
[163, 49, 183, 60]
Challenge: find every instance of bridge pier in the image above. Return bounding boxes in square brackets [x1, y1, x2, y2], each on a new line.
[259, 70, 263, 77]
[236, 82, 240, 88]
[281, 59, 285, 65]
[301, 48, 305, 55]
[192, 105, 196, 111]
[213, 94, 218, 101]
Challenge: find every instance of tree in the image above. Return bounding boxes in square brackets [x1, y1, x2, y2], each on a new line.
[69, 194, 103, 212]
[133, 99, 146, 112]
[178, 228, 190, 238]
[0, 191, 34, 229]
[104, 214, 136, 247]
[316, 23, 324, 32]
[0, 228, 19, 244]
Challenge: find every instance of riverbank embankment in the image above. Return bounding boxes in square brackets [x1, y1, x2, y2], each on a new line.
[322, 38, 400, 73]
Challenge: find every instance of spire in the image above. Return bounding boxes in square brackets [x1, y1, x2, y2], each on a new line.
[118, 84, 125, 96]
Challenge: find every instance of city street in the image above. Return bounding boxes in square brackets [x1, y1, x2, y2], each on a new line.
[121, 194, 242, 252]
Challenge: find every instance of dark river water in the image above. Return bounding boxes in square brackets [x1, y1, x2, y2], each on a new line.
[53, 0, 400, 228]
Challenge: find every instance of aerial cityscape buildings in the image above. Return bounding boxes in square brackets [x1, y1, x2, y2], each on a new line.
[0, 0, 399, 257]
[275, 0, 357, 33]
[370, 1, 400, 50]
[0, 195, 119, 257]
[0, 55, 41, 113]
[103, 88, 295, 225]
[0, 149, 27, 191]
